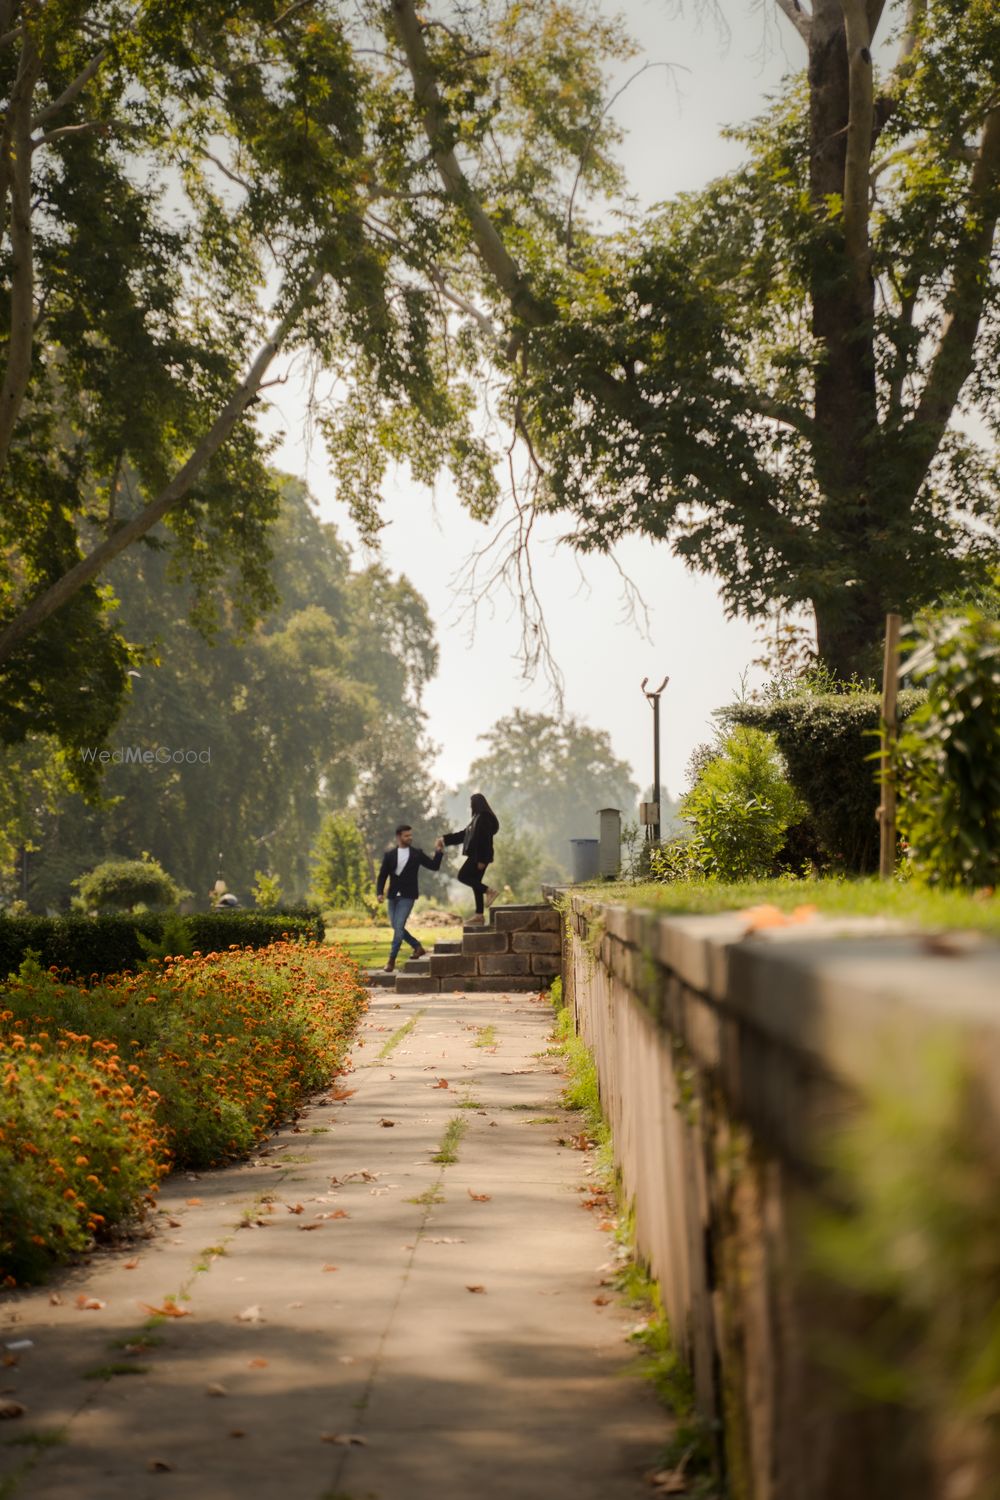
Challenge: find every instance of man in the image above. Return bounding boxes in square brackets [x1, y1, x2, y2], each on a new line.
[375, 824, 444, 973]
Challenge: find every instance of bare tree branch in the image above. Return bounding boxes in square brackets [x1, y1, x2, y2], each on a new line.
[388, 0, 548, 328]
[905, 105, 1000, 489]
[31, 45, 109, 129]
[426, 264, 496, 336]
[0, 267, 328, 666]
[31, 119, 112, 149]
[565, 60, 677, 254]
[773, 0, 812, 46]
[896, 0, 926, 74]
[840, 0, 875, 293]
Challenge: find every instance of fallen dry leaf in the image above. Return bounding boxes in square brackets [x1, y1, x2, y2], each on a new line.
[139, 1301, 190, 1319]
[0, 1399, 26, 1419]
[205, 1384, 227, 1398]
[48, 1293, 63, 1306]
[322, 1264, 339, 1272]
[921, 930, 988, 957]
[299, 1223, 322, 1232]
[75, 1296, 106, 1311]
[123, 1257, 140, 1270]
[286, 1203, 305, 1215]
[2, 1356, 18, 1369]
[433, 1079, 449, 1089]
[236, 1305, 264, 1324]
[598, 1219, 616, 1232]
[229, 1429, 246, 1438]
[321, 1433, 368, 1446]
[147, 1459, 174, 1472]
[378, 1118, 396, 1127]
[331, 1088, 356, 1101]
[593, 1295, 612, 1306]
[740, 902, 818, 935]
[166, 1217, 183, 1228]
[467, 1190, 491, 1203]
[466, 1284, 486, 1294]
[247, 1358, 269, 1369]
[185, 1197, 203, 1207]
[647, 1465, 693, 1494]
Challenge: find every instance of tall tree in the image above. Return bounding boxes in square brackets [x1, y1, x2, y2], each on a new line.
[0, 0, 624, 762]
[14, 477, 440, 907]
[391, 0, 1000, 677]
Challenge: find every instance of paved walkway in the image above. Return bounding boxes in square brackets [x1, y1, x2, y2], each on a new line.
[1, 990, 669, 1500]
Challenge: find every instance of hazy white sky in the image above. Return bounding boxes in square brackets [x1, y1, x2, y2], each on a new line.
[262, 1, 806, 817]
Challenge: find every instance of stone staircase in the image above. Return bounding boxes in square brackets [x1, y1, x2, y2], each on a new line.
[365, 902, 562, 994]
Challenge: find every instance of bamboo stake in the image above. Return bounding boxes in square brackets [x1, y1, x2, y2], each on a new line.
[879, 612, 902, 879]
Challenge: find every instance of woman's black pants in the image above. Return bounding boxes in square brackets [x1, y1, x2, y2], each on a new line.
[457, 857, 489, 914]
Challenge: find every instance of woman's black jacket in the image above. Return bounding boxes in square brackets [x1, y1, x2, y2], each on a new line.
[444, 811, 499, 865]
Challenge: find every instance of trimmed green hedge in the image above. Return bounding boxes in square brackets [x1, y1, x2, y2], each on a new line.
[730, 690, 925, 873]
[0, 909, 323, 981]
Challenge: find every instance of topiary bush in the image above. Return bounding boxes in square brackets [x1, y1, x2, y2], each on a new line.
[896, 612, 1000, 887]
[75, 857, 187, 913]
[730, 684, 925, 873]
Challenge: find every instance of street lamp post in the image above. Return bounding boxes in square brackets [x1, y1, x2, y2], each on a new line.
[640, 676, 669, 843]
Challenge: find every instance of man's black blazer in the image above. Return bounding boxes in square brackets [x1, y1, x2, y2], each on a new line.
[376, 845, 443, 900]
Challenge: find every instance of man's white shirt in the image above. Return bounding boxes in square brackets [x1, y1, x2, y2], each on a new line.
[395, 847, 411, 876]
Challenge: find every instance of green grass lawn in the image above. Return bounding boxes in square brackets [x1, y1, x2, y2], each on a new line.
[582, 877, 1000, 937]
[326, 924, 462, 969]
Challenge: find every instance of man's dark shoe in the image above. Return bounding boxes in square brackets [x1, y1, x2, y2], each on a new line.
[410, 945, 427, 960]
[383, 957, 396, 973]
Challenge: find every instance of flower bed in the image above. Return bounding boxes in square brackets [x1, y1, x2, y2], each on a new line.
[0, 941, 367, 1285]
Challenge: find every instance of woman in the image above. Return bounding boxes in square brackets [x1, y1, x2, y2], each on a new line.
[443, 792, 500, 924]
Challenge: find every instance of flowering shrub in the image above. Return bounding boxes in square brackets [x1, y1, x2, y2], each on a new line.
[0, 942, 367, 1284]
[1, 1029, 167, 1285]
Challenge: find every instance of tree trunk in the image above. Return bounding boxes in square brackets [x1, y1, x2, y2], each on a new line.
[807, 1, 884, 664]
[812, 590, 889, 681]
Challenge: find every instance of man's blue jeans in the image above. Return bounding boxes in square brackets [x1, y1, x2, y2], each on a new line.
[387, 895, 419, 962]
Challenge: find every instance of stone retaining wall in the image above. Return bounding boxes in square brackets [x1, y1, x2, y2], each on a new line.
[559, 890, 1000, 1500]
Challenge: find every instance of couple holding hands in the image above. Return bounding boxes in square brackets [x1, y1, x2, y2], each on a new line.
[375, 793, 501, 972]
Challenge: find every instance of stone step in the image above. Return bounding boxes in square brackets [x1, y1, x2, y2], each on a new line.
[365, 969, 396, 988]
[394, 974, 551, 995]
[401, 957, 430, 975]
[431, 941, 462, 955]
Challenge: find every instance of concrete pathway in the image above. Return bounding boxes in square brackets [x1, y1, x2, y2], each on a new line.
[1, 990, 670, 1500]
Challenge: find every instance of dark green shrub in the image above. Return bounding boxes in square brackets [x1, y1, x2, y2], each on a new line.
[75, 857, 186, 912]
[731, 686, 925, 873]
[0, 909, 323, 980]
[897, 613, 1000, 887]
